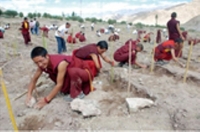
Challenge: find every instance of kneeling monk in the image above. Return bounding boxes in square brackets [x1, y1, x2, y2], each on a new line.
[73, 41, 114, 77]
[114, 39, 146, 68]
[154, 38, 184, 66]
[26, 46, 93, 109]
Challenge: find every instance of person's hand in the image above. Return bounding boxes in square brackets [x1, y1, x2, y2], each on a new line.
[25, 94, 32, 106]
[34, 97, 48, 109]
[142, 65, 147, 69]
[109, 61, 115, 66]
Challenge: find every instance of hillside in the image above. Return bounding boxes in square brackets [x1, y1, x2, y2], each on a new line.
[117, 0, 200, 26]
[183, 14, 200, 32]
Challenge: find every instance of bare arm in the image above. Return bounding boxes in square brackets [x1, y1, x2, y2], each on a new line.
[46, 61, 68, 102]
[171, 49, 184, 67]
[100, 54, 114, 66]
[90, 53, 101, 71]
[176, 23, 184, 40]
[34, 61, 68, 109]
[26, 68, 42, 104]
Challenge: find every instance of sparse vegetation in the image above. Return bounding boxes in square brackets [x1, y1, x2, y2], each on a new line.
[3, 10, 18, 17]
[19, 12, 23, 18]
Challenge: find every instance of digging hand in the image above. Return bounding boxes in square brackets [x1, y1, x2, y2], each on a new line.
[34, 97, 47, 109]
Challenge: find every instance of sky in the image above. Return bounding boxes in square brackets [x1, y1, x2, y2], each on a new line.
[0, 0, 192, 18]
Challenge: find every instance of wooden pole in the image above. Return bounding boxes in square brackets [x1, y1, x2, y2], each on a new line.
[183, 41, 194, 83]
[0, 68, 18, 131]
[150, 41, 157, 73]
[127, 40, 132, 93]
[110, 41, 114, 83]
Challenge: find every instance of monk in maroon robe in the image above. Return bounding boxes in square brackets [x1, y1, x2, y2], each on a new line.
[156, 29, 162, 43]
[154, 38, 184, 66]
[143, 32, 153, 43]
[0, 31, 3, 39]
[20, 17, 31, 45]
[40, 26, 49, 38]
[26, 46, 93, 109]
[114, 39, 146, 68]
[167, 12, 184, 41]
[108, 34, 119, 42]
[79, 33, 86, 42]
[75, 31, 82, 39]
[67, 33, 76, 44]
[73, 41, 114, 77]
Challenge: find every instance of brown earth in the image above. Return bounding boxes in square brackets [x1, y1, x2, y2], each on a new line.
[0, 18, 200, 131]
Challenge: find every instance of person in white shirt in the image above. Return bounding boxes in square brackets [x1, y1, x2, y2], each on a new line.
[91, 23, 94, 31]
[55, 22, 71, 54]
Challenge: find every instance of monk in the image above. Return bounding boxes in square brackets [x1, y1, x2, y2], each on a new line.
[143, 32, 153, 43]
[40, 25, 49, 38]
[67, 33, 76, 44]
[26, 46, 94, 109]
[79, 33, 86, 42]
[75, 31, 82, 39]
[20, 17, 31, 45]
[108, 32, 119, 42]
[114, 39, 147, 68]
[154, 38, 184, 66]
[167, 12, 184, 41]
[73, 41, 114, 77]
[156, 29, 162, 43]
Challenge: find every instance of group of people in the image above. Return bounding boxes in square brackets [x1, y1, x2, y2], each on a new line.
[26, 12, 187, 109]
[30, 18, 40, 35]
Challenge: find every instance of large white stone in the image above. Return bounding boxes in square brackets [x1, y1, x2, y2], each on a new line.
[126, 98, 154, 113]
[70, 98, 101, 117]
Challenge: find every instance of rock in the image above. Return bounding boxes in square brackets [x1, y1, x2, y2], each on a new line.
[26, 97, 36, 108]
[70, 98, 101, 117]
[55, 121, 62, 127]
[126, 98, 154, 113]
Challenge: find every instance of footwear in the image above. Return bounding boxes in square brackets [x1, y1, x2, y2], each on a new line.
[155, 60, 168, 66]
[63, 92, 85, 102]
[118, 62, 125, 67]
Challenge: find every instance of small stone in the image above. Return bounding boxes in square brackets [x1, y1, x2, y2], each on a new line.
[26, 97, 36, 108]
[126, 98, 154, 113]
[55, 122, 62, 127]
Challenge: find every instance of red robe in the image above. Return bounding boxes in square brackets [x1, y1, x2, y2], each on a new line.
[154, 40, 177, 61]
[74, 44, 102, 77]
[188, 38, 200, 45]
[167, 18, 180, 41]
[41, 54, 92, 98]
[182, 31, 188, 40]
[40, 27, 49, 38]
[67, 35, 76, 44]
[114, 40, 138, 64]
[75, 32, 81, 38]
[79, 34, 86, 42]
[0, 31, 3, 38]
[21, 21, 31, 45]
[143, 33, 151, 42]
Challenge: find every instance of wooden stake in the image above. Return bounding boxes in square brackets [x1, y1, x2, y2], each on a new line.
[150, 41, 157, 73]
[183, 41, 194, 83]
[127, 40, 132, 94]
[110, 41, 114, 83]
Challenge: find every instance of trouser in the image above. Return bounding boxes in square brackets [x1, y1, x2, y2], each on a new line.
[55, 36, 67, 54]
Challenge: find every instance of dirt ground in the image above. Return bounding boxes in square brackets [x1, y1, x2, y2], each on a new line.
[0, 18, 200, 131]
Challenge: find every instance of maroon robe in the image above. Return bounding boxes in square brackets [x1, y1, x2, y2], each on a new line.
[0, 31, 3, 38]
[40, 27, 49, 38]
[21, 21, 31, 45]
[41, 54, 92, 98]
[156, 30, 162, 43]
[74, 44, 102, 77]
[75, 32, 81, 38]
[114, 40, 138, 64]
[79, 34, 86, 42]
[154, 40, 179, 61]
[167, 18, 180, 41]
